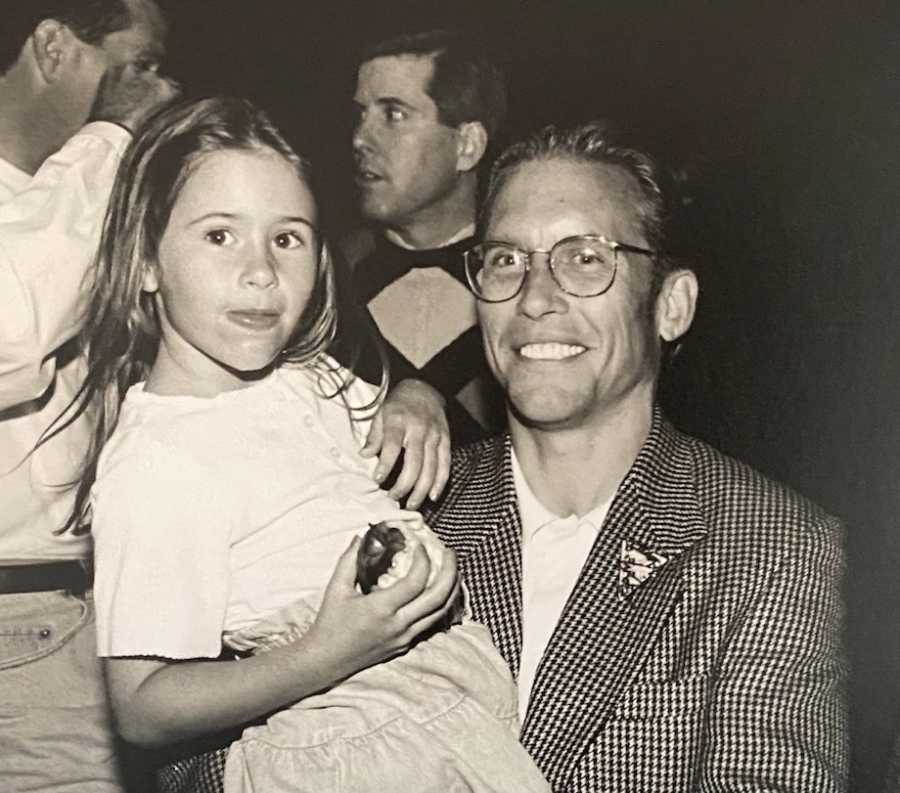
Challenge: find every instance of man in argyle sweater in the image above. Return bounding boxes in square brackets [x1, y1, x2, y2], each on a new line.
[342, 29, 507, 445]
[429, 123, 849, 791]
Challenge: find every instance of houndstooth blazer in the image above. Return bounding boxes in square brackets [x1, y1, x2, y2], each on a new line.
[428, 409, 850, 793]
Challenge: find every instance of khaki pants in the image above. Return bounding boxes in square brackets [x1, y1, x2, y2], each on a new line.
[224, 608, 549, 793]
[0, 589, 125, 792]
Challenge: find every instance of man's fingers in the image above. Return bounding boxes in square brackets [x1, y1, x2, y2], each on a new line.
[359, 410, 383, 460]
[405, 434, 439, 509]
[92, 68, 181, 131]
[429, 432, 451, 502]
[372, 425, 403, 485]
[388, 431, 423, 502]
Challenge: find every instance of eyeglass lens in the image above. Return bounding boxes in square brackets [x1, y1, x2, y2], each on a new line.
[469, 237, 618, 300]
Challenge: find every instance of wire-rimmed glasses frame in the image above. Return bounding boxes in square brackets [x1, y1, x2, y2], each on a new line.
[463, 234, 658, 303]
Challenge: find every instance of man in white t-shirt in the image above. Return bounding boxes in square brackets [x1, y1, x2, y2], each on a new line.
[0, 2, 177, 788]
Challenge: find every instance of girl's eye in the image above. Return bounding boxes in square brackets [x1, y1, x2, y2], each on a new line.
[386, 107, 406, 123]
[273, 231, 306, 250]
[205, 229, 234, 246]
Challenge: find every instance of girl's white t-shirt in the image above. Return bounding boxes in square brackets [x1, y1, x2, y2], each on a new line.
[91, 360, 414, 659]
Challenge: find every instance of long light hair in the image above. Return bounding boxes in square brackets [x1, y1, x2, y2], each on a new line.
[48, 97, 339, 533]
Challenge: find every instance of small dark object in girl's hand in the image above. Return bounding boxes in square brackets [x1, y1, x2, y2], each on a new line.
[356, 522, 407, 594]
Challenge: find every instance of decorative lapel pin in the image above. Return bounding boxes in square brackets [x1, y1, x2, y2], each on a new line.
[618, 540, 669, 600]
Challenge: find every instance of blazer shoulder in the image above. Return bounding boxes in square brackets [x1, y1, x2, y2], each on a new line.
[687, 433, 842, 545]
[426, 435, 507, 521]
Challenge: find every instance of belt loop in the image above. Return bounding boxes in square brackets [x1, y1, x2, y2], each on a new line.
[78, 557, 94, 582]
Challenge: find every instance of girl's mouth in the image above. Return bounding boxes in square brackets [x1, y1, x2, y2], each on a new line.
[227, 310, 281, 330]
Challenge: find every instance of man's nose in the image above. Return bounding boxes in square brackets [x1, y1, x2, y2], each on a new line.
[517, 253, 567, 318]
[352, 113, 374, 152]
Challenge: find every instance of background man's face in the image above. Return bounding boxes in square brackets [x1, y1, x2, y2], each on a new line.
[478, 157, 663, 430]
[352, 54, 463, 230]
[59, 0, 166, 137]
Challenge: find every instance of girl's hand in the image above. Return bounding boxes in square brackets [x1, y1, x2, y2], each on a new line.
[308, 536, 460, 678]
[360, 379, 450, 509]
[103, 537, 460, 747]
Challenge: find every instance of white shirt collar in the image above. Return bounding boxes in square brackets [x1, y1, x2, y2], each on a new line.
[384, 222, 476, 251]
[511, 446, 612, 541]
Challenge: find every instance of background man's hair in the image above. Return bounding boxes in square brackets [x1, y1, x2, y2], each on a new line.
[1, 1, 133, 75]
[481, 121, 675, 280]
[359, 29, 507, 139]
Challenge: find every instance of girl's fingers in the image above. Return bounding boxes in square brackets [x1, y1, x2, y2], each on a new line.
[323, 536, 362, 598]
[395, 546, 458, 626]
[372, 545, 431, 610]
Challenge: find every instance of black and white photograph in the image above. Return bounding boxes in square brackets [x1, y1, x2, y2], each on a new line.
[1, 1, 897, 791]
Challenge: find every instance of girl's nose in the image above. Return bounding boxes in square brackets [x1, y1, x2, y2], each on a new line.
[242, 249, 278, 289]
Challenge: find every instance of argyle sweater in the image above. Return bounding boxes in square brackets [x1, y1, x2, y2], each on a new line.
[333, 230, 505, 446]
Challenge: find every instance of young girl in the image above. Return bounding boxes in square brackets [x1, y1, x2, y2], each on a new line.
[67, 97, 548, 793]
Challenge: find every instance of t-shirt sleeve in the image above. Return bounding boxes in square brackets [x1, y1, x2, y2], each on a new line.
[0, 123, 130, 409]
[92, 436, 235, 659]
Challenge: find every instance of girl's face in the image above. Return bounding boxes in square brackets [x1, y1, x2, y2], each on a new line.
[144, 147, 319, 396]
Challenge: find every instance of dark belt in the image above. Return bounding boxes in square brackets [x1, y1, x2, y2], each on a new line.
[0, 561, 92, 595]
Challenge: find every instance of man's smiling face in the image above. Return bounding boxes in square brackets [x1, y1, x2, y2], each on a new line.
[477, 156, 664, 430]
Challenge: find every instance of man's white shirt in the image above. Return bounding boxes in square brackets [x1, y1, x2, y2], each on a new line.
[512, 448, 612, 726]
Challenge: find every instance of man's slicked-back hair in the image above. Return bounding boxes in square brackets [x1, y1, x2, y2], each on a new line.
[1, 0, 133, 75]
[482, 121, 674, 280]
[359, 29, 507, 139]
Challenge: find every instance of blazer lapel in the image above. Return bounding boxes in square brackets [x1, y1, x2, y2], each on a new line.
[521, 412, 708, 790]
[433, 437, 524, 677]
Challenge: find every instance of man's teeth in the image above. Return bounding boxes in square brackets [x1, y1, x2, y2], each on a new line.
[520, 343, 585, 360]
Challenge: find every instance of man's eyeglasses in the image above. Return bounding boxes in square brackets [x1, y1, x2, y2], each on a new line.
[463, 234, 658, 303]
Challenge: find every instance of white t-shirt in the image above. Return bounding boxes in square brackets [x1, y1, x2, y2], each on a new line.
[512, 449, 612, 725]
[92, 361, 414, 659]
[0, 123, 130, 561]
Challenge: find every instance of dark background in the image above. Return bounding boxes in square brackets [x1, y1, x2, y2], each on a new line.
[157, 1, 900, 788]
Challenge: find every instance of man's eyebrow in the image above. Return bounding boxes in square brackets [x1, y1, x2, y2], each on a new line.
[375, 96, 418, 112]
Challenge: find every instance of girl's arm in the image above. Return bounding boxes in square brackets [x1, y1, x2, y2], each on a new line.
[106, 538, 459, 747]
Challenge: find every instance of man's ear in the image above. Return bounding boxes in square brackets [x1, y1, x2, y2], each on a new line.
[456, 121, 488, 173]
[30, 20, 72, 83]
[656, 268, 698, 343]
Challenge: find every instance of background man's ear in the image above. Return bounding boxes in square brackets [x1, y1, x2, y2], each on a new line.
[30, 20, 71, 83]
[456, 121, 488, 173]
[656, 268, 699, 343]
